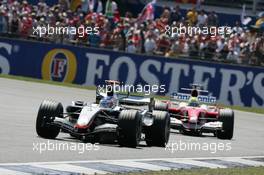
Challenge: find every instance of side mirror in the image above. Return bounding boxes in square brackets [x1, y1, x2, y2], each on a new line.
[96, 86, 100, 95]
[96, 86, 103, 104]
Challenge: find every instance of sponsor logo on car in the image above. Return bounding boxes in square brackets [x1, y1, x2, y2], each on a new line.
[171, 92, 217, 103]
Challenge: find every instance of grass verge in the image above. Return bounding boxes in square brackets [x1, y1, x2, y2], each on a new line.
[0, 74, 263, 114]
[122, 166, 264, 175]
[0, 74, 96, 91]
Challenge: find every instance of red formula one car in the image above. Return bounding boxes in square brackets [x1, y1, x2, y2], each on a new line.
[154, 84, 234, 140]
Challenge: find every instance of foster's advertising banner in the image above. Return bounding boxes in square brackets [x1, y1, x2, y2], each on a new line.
[0, 38, 263, 107]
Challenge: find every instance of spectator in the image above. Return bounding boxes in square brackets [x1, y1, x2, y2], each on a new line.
[126, 40, 137, 53]
[144, 33, 156, 54]
[239, 42, 250, 64]
[220, 43, 230, 60]
[132, 30, 142, 52]
[169, 5, 182, 24]
[36, 2, 48, 17]
[215, 37, 226, 59]
[105, 0, 117, 17]
[21, 1, 32, 16]
[111, 28, 123, 51]
[232, 21, 243, 34]
[10, 11, 20, 35]
[166, 38, 181, 58]
[100, 30, 113, 49]
[207, 11, 218, 27]
[19, 13, 32, 37]
[227, 34, 241, 63]
[197, 10, 207, 27]
[156, 34, 170, 55]
[255, 36, 264, 65]
[89, 31, 101, 47]
[82, 0, 103, 13]
[186, 8, 198, 25]
[0, 10, 8, 34]
[58, 0, 70, 11]
[189, 37, 199, 58]
[181, 38, 190, 55]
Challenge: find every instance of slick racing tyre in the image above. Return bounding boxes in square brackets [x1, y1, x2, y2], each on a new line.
[118, 110, 142, 147]
[36, 100, 63, 139]
[217, 109, 234, 140]
[153, 100, 168, 111]
[145, 110, 170, 147]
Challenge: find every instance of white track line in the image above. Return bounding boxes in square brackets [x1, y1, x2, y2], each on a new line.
[0, 156, 264, 166]
[0, 157, 264, 175]
[223, 157, 264, 167]
[168, 159, 227, 168]
[0, 168, 31, 175]
[106, 160, 171, 171]
[33, 164, 109, 175]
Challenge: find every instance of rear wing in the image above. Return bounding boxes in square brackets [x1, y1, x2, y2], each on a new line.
[181, 84, 209, 94]
[171, 92, 217, 104]
[118, 94, 152, 105]
[96, 90, 153, 106]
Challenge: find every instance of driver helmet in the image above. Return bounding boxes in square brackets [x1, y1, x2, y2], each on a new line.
[188, 97, 199, 107]
[99, 96, 116, 108]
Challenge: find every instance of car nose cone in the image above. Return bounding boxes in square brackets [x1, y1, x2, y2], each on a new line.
[189, 116, 198, 123]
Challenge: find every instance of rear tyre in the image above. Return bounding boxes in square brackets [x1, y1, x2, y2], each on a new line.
[217, 109, 234, 140]
[117, 110, 142, 147]
[145, 110, 170, 147]
[36, 100, 63, 139]
[153, 100, 168, 111]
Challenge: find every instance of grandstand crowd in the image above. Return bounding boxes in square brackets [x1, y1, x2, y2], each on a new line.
[0, 0, 263, 66]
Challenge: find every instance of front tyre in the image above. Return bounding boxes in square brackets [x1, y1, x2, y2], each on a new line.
[146, 110, 170, 147]
[117, 110, 142, 147]
[217, 109, 234, 140]
[36, 100, 63, 139]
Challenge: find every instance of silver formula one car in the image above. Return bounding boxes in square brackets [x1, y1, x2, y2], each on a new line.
[36, 80, 170, 147]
